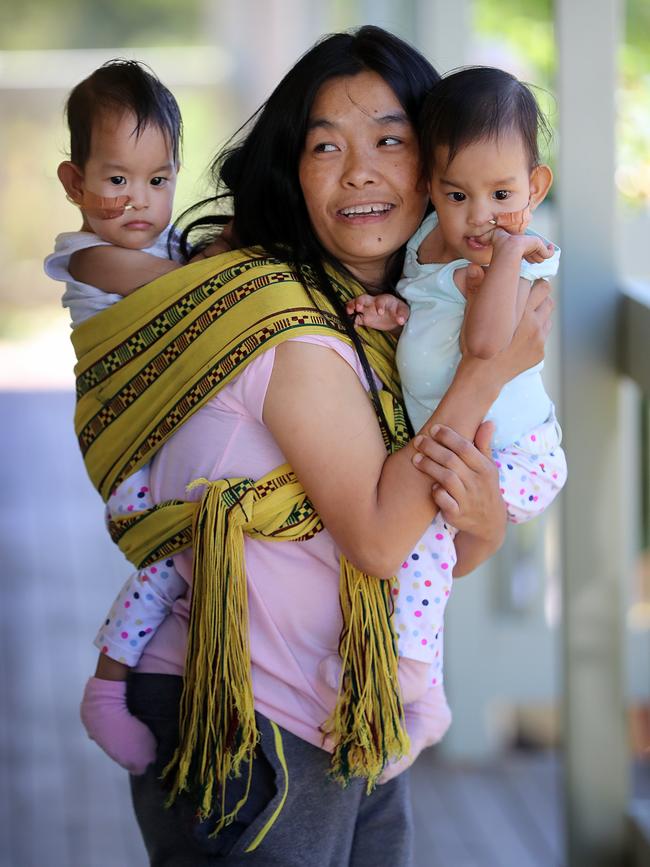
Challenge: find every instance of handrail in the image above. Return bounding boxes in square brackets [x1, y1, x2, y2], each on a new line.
[619, 278, 650, 863]
[620, 280, 650, 395]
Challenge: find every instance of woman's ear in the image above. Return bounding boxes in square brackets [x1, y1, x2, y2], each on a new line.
[57, 161, 85, 203]
[529, 164, 553, 211]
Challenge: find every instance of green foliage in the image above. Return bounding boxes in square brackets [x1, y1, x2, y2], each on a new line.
[0, 0, 204, 50]
[474, 0, 554, 86]
[626, 0, 650, 56]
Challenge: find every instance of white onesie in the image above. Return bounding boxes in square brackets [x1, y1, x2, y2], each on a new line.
[44, 226, 181, 328]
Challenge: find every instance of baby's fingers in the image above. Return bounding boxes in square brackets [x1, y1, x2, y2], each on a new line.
[346, 294, 373, 314]
[526, 241, 554, 264]
[396, 305, 409, 325]
[385, 297, 410, 325]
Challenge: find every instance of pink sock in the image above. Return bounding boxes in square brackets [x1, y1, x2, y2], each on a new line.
[378, 684, 452, 784]
[80, 677, 157, 775]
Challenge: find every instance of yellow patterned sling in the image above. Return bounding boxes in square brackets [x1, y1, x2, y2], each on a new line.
[72, 248, 411, 831]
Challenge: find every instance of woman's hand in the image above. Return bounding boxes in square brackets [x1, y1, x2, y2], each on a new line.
[412, 421, 505, 544]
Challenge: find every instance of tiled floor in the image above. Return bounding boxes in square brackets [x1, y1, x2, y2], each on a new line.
[1, 390, 571, 866]
[0, 390, 148, 866]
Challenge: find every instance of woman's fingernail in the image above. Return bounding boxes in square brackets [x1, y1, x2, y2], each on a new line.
[429, 424, 440, 437]
[413, 435, 423, 448]
[412, 453, 422, 464]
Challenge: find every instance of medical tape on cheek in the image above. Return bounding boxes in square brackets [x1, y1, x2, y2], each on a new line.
[488, 202, 531, 234]
[65, 189, 134, 220]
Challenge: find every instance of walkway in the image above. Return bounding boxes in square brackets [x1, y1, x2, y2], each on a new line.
[1, 390, 567, 866]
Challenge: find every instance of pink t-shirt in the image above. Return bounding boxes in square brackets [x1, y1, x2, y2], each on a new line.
[138, 335, 380, 750]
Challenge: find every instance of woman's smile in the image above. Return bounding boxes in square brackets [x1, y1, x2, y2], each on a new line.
[337, 201, 395, 220]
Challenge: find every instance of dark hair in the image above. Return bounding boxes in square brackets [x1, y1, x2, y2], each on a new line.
[65, 59, 182, 167]
[178, 26, 439, 440]
[420, 66, 551, 177]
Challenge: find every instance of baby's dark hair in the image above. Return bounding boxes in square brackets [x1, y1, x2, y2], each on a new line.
[64, 59, 182, 167]
[420, 66, 551, 177]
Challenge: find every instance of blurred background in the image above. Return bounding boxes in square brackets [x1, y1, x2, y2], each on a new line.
[0, 1, 648, 865]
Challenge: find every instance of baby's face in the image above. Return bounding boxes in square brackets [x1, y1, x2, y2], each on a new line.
[428, 132, 533, 267]
[79, 110, 178, 249]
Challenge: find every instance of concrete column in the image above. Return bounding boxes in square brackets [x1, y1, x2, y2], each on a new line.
[414, 0, 470, 73]
[556, 0, 629, 863]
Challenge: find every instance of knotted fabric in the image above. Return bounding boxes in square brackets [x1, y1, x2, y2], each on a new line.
[71, 249, 411, 830]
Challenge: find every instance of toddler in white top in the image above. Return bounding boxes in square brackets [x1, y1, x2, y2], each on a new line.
[44, 60, 213, 774]
[344, 67, 567, 772]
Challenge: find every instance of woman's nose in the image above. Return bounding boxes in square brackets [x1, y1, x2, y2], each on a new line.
[341, 147, 377, 188]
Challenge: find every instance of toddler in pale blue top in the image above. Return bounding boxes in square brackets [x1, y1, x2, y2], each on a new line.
[343, 67, 567, 772]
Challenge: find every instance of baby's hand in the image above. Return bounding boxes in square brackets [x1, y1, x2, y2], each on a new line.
[189, 220, 236, 262]
[492, 227, 554, 264]
[520, 235, 554, 264]
[189, 237, 232, 262]
[345, 293, 410, 332]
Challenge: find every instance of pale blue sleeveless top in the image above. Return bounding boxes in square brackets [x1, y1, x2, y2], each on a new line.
[396, 212, 560, 449]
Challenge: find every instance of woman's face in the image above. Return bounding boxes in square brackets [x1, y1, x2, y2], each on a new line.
[299, 71, 428, 287]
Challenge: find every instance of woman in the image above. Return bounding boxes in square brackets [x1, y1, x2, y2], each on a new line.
[75, 25, 553, 866]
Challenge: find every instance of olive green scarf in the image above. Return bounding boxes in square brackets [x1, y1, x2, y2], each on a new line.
[72, 249, 411, 830]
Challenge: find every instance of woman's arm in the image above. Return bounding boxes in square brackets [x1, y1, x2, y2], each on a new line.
[265, 341, 504, 579]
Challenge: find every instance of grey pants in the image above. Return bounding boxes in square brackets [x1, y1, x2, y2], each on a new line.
[127, 674, 414, 867]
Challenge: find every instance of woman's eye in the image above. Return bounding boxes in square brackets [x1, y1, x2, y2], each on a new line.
[378, 136, 401, 147]
[314, 142, 338, 153]
[150, 177, 167, 187]
[494, 190, 510, 200]
[447, 192, 466, 203]
[109, 176, 126, 186]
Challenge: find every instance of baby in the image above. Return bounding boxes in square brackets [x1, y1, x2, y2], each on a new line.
[44, 59, 199, 773]
[344, 67, 568, 775]
[46, 59, 185, 324]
